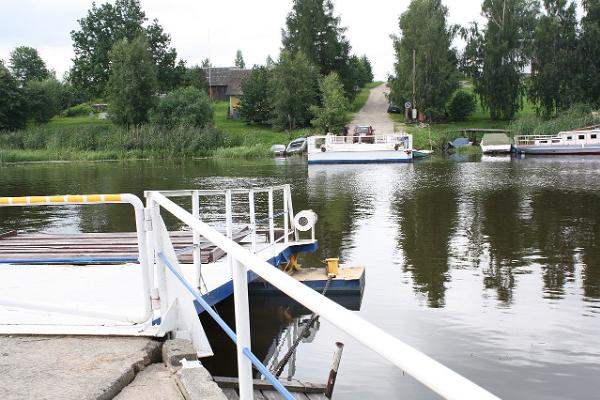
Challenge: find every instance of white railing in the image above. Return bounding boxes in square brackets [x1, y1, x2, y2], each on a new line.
[0, 193, 152, 324]
[145, 190, 501, 400]
[308, 134, 413, 152]
[146, 186, 301, 290]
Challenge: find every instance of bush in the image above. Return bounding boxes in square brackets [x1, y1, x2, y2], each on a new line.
[23, 79, 63, 123]
[448, 90, 476, 121]
[151, 86, 213, 128]
[510, 104, 599, 135]
[61, 103, 95, 117]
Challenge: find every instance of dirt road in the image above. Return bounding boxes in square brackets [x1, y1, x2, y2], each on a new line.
[350, 83, 398, 134]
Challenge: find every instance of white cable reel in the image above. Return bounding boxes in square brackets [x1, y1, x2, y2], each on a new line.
[293, 210, 318, 232]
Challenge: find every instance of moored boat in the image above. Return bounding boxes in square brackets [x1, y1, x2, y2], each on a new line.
[480, 133, 512, 154]
[306, 133, 413, 164]
[513, 128, 600, 155]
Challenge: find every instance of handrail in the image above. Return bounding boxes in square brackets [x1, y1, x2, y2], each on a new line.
[157, 251, 294, 400]
[147, 190, 501, 400]
[0, 193, 152, 324]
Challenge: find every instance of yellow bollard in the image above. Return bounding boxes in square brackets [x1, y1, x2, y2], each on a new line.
[325, 257, 339, 276]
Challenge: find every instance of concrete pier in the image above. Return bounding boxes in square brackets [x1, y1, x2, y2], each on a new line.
[0, 336, 227, 400]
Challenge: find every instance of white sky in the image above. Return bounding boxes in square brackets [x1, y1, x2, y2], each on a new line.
[0, 0, 486, 81]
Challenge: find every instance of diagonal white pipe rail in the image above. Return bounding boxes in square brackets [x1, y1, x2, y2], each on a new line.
[148, 191, 501, 400]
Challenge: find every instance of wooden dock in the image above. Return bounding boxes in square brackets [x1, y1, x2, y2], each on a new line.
[0, 228, 251, 264]
[214, 376, 328, 400]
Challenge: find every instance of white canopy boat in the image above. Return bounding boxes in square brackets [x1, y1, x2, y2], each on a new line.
[307, 133, 413, 164]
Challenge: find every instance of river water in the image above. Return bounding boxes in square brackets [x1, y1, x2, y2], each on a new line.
[1, 156, 599, 399]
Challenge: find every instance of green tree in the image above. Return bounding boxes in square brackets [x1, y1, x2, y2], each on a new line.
[448, 90, 477, 121]
[8, 46, 50, 83]
[238, 66, 271, 124]
[462, 0, 539, 119]
[529, 0, 580, 116]
[282, 0, 353, 93]
[107, 36, 157, 126]
[581, 0, 600, 105]
[359, 55, 374, 84]
[234, 50, 245, 68]
[310, 72, 350, 133]
[0, 65, 27, 131]
[269, 51, 319, 130]
[23, 79, 63, 123]
[70, 0, 177, 98]
[390, 0, 459, 120]
[201, 58, 212, 68]
[151, 86, 213, 128]
[182, 66, 208, 92]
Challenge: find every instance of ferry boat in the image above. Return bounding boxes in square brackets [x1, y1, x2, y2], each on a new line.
[513, 128, 600, 155]
[306, 132, 413, 164]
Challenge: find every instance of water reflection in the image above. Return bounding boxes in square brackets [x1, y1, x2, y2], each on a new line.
[394, 163, 458, 307]
[2, 157, 600, 399]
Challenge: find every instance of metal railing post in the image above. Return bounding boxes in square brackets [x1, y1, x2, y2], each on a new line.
[192, 190, 202, 290]
[232, 258, 253, 399]
[249, 190, 256, 253]
[283, 188, 289, 244]
[268, 188, 274, 244]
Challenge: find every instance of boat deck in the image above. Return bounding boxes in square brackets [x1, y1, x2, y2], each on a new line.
[0, 229, 317, 336]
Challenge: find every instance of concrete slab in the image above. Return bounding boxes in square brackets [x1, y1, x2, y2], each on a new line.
[0, 335, 161, 400]
[114, 363, 183, 400]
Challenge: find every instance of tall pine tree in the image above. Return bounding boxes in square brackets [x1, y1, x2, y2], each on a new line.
[390, 0, 459, 121]
[282, 0, 352, 93]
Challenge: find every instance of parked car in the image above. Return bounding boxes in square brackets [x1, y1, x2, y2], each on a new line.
[353, 125, 375, 143]
[285, 137, 307, 154]
[387, 103, 403, 113]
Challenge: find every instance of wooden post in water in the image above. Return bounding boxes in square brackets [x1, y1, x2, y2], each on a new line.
[325, 342, 344, 399]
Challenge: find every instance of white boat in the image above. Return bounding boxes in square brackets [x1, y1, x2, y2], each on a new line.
[306, 133, 413, 164]
[513, 128, 600, 155]
[480, 133, 512, 154]
[270, 144, 286, 156]
[285, 137, 307, 154]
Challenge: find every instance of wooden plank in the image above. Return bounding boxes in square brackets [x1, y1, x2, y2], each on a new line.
[261, 391, 285, 400]
[222, 388, 239, 400]
[213, 377, 326, 394]
[291, 392, 310, 399]
[253, 390, 267, 400]
[306, 395, 328, 400]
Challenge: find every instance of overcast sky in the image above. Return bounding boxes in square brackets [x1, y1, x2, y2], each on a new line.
[0, 0, 486, 81]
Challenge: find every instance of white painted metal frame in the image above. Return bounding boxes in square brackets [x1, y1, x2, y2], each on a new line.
[146, 186, 305, 290]
[0, 193, 153, 324]
[146, 190, 501, 400]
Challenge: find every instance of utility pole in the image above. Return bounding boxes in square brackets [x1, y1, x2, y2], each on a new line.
[412, 49, 416, 122]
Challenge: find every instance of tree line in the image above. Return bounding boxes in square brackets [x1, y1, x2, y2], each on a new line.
[238, 0, 373, 133]
[1, 0, 373, 135]
[390, 0, 600, 122]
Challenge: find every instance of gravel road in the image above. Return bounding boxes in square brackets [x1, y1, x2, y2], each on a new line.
[350, 83, 399, 134]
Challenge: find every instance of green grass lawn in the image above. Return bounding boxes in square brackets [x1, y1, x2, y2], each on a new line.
[47, 115, 112, 127]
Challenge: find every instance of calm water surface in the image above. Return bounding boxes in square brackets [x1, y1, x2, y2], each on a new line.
[1, 156, 599, 399]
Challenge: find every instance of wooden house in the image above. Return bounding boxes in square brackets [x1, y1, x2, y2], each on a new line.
[204, 67, 251, 118]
